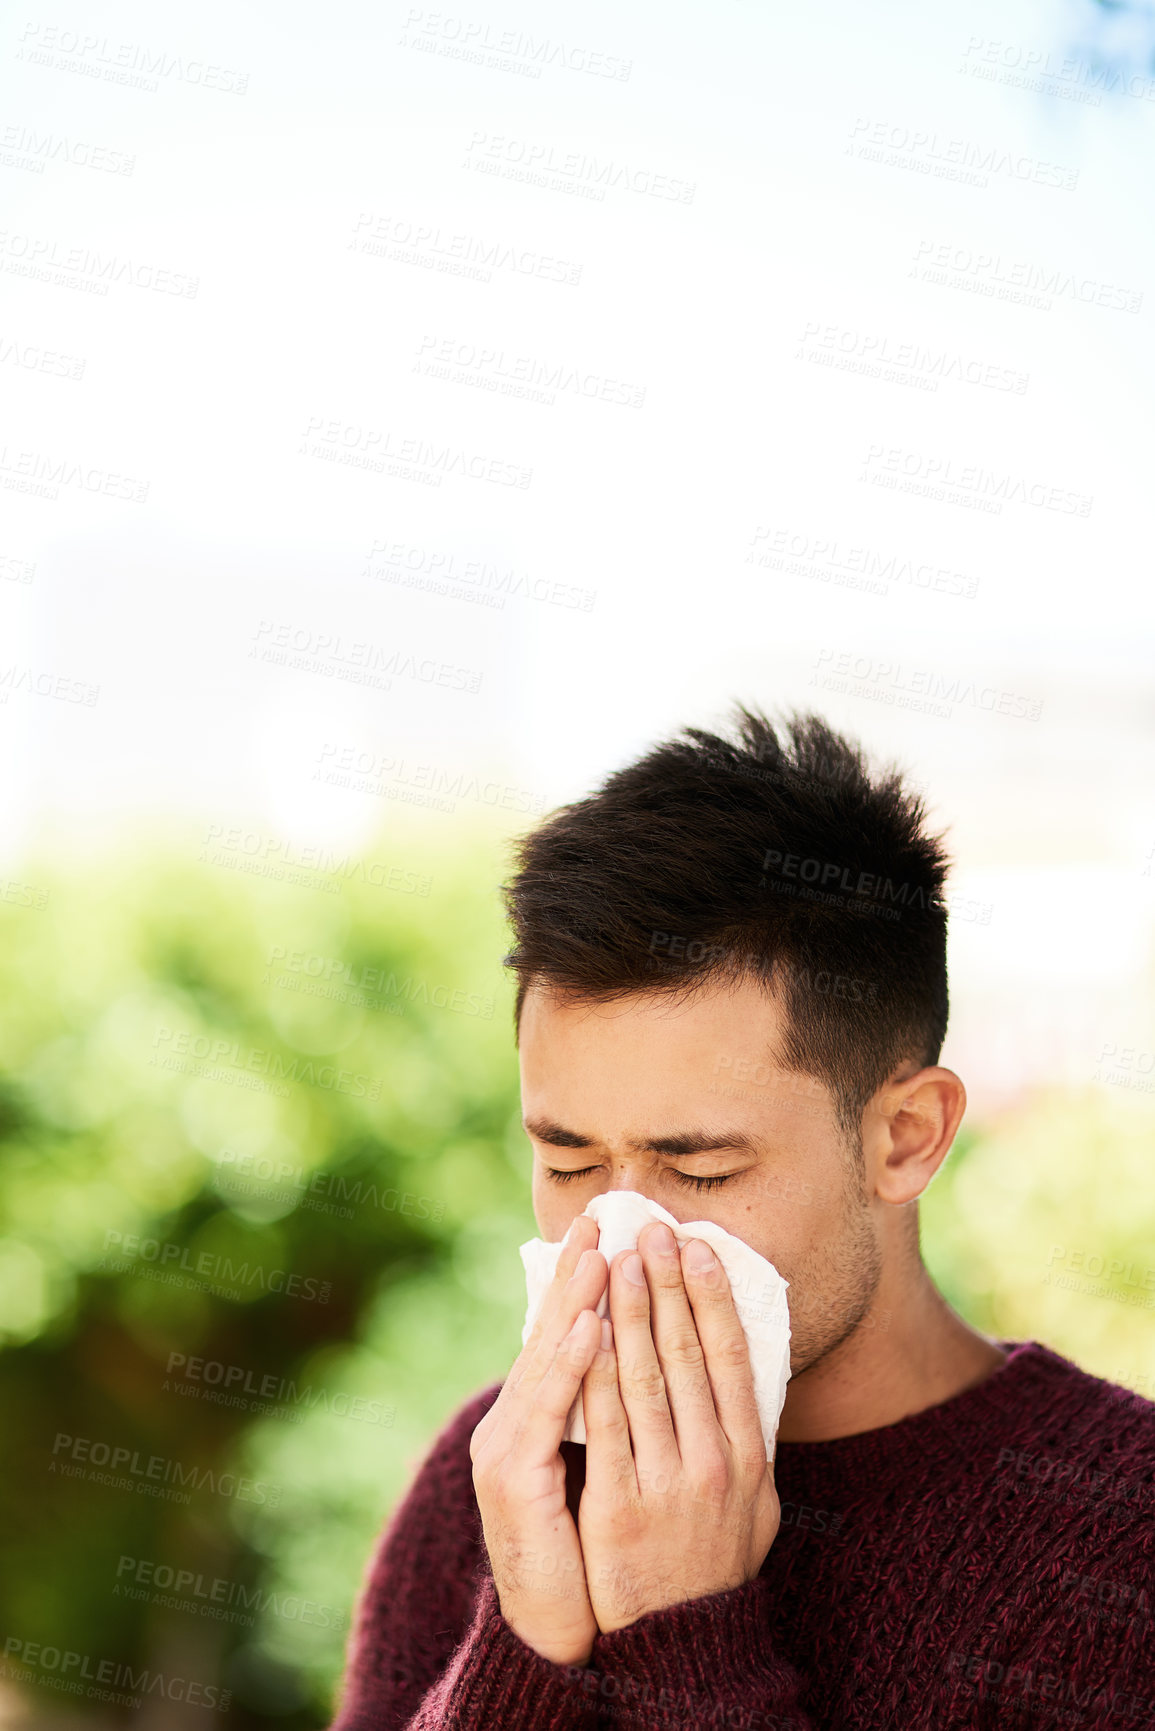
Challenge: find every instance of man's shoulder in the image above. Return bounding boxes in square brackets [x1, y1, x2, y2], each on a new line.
[377, 1381, 505, 1562]
[1016, 1340, 1155, 1437]
[990, 1342, 1155, 1516]
[437, 1380, 505, 1449]
[415, 1380, 504, 1482]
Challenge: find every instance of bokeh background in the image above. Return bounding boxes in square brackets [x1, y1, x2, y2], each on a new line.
[2, 0, 1154, 1722]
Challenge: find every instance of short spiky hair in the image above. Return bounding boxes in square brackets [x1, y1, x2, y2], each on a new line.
[501, 704, 953, 1145]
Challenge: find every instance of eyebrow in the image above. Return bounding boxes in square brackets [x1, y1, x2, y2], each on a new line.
[522, 1114, 761, 1158]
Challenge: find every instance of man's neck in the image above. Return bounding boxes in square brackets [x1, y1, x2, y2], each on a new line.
[775, 1260, 1007, 1444]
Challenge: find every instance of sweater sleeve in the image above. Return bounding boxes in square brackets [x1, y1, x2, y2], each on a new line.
[588, 1574, 817, 1731]
[326, 1384, 601, 1731]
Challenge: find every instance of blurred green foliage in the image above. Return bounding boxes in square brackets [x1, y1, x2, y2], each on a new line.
[0, 819, 1152, 1727]
[921, 1087, 1155, 1399]
[0, 818, 536, 1728]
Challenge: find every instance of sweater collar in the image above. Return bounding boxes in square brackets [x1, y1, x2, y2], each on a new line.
[772, 1340, 1069, 1501]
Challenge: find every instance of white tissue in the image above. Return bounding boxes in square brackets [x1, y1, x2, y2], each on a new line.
[519, 1190, 791, 1456]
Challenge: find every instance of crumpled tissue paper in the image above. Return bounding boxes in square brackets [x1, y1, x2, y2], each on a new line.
[519, 1189, 791, 1456]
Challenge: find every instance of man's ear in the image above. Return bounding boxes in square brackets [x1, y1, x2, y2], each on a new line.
[863, 1065, 966, 1206]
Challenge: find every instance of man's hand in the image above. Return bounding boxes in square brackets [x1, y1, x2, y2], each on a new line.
[469, 1213, 606, 1667]
[576, 1220, 780, 1635]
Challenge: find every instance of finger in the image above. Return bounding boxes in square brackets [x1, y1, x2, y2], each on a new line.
[474, 1238, 606, 1457]
[608, 1248, 679, 1477]
[636, 1221, 716, 1457]
[526, 1213, 601, 1353]
[516, 1246, 609, 1407]
[509, 1308, 603, 1471]
[580, 1318, 635, 1499]
[679, 1236, 764, 1471]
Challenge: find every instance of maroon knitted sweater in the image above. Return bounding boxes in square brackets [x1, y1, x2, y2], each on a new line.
[328, 1341, 1155, 1729]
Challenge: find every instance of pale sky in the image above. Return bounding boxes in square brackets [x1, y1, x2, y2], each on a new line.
[2, 0, 1153, 1115]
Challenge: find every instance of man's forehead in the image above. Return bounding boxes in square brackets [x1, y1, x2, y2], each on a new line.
[519, 980, 810, 1108]
[517, 979, 836, 1141]
[519, 973, 787, 1047]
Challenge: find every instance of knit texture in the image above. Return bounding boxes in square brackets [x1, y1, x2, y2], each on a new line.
[327, 1341, 1155, 1729]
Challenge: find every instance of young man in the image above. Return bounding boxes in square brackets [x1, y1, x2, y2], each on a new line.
[329, 706, 1155, 1730]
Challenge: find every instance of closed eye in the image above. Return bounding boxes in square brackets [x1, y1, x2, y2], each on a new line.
[544, 1166, 736, 1193]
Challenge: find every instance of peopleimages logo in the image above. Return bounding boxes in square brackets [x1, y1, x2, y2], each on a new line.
[164, 1350, 397, 1426]
[760, 849, 943, 912]
[3, 1636, 230, 1712]
[399, 12, 632, 81]
[51, 1430, 281, 1506]
[214, 1148, 445, 1223]
[150, 1026, 383, 1098]
[99, 1230, 331, 1304]
[16, 22, 250, 95]
[114, 1554, 351, 1630]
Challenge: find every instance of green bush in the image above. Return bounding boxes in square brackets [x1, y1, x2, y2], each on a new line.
[0, 818, 533, 1727]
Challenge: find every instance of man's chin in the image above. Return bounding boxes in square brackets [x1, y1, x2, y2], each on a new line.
[785, 1305, 877, 1382]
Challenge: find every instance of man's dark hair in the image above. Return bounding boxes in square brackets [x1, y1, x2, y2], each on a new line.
[500, 704, 953, 1147]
